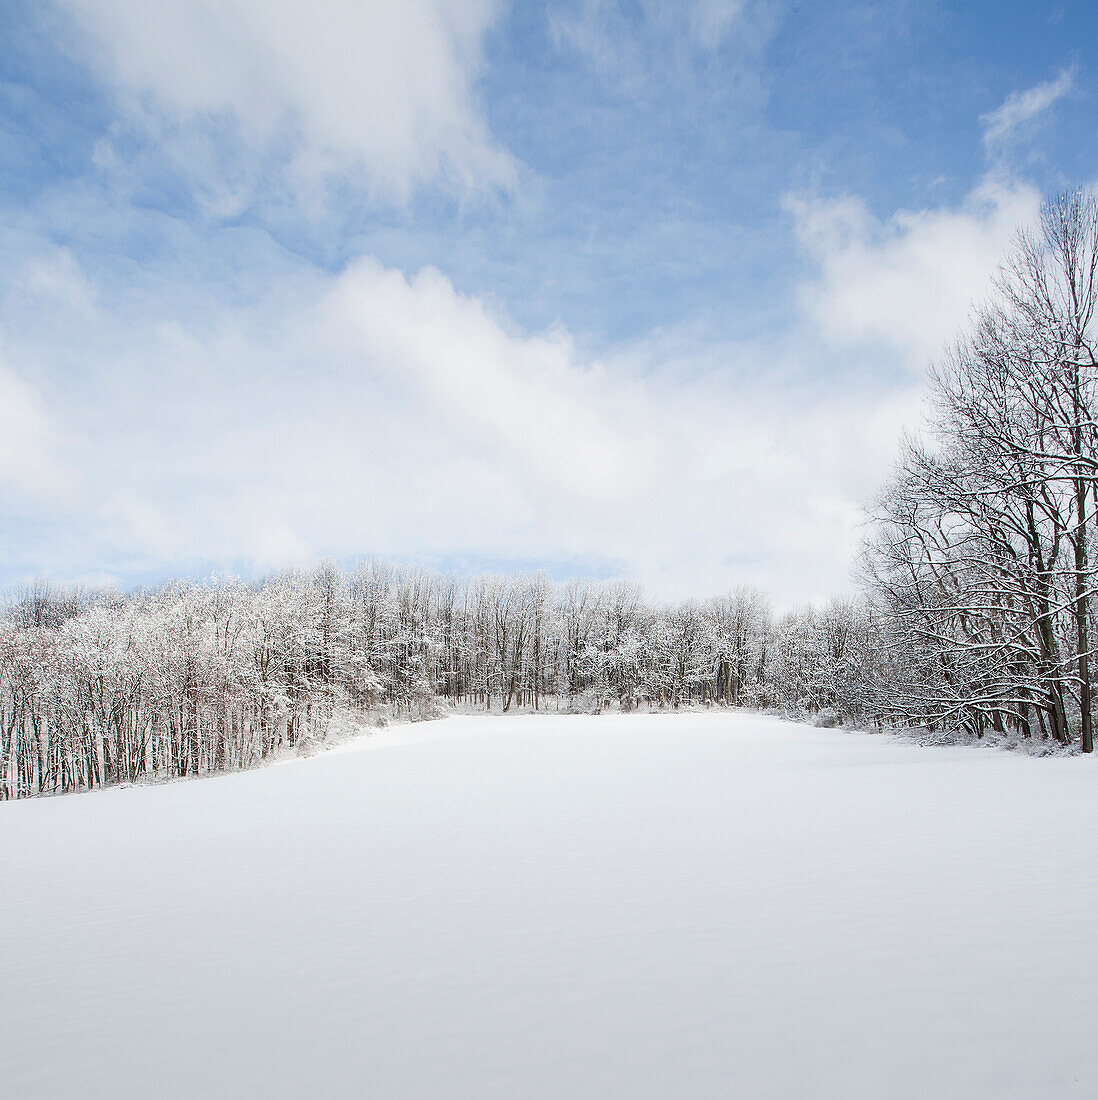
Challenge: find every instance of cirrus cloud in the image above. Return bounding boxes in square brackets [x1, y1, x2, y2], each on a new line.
[981, 66, 1076, 152]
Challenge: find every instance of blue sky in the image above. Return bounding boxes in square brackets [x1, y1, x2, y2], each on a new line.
[0, 0, 1095, 603]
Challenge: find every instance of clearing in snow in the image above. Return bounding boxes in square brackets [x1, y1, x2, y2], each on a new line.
[3, 712, 1097, 1098]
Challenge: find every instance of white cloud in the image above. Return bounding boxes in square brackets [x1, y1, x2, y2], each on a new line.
[786, 174, 1041, 368]
[981, 67, 1075, 151]
[22, 250, 97, 317]
[60, 0, 515, 201]
[326, 258, 650, 504]
[0, 353, 55, 495]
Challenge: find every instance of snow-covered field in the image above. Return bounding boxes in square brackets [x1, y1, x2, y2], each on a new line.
[3, 713, 1098, 1098]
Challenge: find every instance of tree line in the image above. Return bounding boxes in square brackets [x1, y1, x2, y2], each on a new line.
[0, 567, 878, 798]
[862, 191, 1098, 752]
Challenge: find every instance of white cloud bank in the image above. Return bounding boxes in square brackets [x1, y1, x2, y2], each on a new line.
[786, 175, 1041, 368]
[61, 0, 514, 200]
[1, 234, 920, 604]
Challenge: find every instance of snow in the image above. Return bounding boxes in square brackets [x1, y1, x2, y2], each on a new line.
[3, 712, 1098, 1098]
